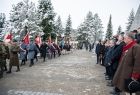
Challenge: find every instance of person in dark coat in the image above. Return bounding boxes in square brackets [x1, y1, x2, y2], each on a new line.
[7, 39, 20, 73]
[95, 40, 102, 64]
[104, 40, 116, 80]
[40, 42, 48, 62]
[111, 35, 125, 78]
[99, 41, 105, 65]
[53, 42, 61, 57]
[49, 43, 56, 58]
[103, 40, 109, 67]
[109, 35, 126, 94]
[19, 40, 27, 66]
[34, 43, 40, 62]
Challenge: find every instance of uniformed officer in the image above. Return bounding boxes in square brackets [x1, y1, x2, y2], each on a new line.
[0, 40, 6, 78]
[3, 43, 10, 71]
[27, 38, 39, 67]
[7, 39, 20, 73]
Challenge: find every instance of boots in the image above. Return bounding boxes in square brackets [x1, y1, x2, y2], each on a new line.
[16, 66, 20, 72]
[29, 59, 34, 67]
[21, 60, 26, 66]
[0, 69, 3, 78]
[0, 74, 3, 78]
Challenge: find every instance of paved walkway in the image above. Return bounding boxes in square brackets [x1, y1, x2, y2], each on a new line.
[0, 50, 112, 95]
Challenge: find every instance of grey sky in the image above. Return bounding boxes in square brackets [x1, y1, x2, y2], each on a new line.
[0, 0, 140, 34]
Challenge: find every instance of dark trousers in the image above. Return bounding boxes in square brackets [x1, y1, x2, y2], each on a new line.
[25, 52, 28, 61]
[0, 64, 3, 78]
[58, 50, 61, 56]
[34, 52, 38, 61]
[21, 60, 26, 65]
[51, 51, 56, 58]
[106, 66, 113, 79]
[42, 54, 46, 62]
[96, 54, 100, 64]
[30, 59, 34, 66]
[3, 60, 7, 71]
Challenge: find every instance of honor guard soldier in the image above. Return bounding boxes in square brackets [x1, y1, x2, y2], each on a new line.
[7, 39, 20, 73]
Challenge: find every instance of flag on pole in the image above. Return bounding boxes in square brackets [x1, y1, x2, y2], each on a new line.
[4, 32, 12, 43]
[23, 32, 30, 44]
[35, 35, 42, 47]
[6, 33, 12, 40]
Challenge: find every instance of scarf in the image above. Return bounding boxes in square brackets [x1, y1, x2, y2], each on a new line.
[119, 40, 136, 63]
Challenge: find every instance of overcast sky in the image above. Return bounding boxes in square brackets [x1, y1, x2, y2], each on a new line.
[0, 0, 140, 34]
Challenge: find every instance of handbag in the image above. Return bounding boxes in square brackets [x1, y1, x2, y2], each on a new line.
[125, 78, 140, 93]
[125, 47, 140, 93]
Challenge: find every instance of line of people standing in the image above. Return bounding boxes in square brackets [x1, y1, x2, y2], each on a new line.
[95, 29, 140, 95]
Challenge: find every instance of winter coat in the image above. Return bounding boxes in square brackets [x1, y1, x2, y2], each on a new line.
[111, 42, 125, 71]
[27, 43, 39, 60]
[0, 45, 6, 66]
[40, 43, 48, 57]
[95, 43, 102, 54]
[104, 46, 114, 67]
[19, 43, 27, 60]
[9, 44, 20, 66]
[35, 43, 40, 56]
[113, 44, 140, 91]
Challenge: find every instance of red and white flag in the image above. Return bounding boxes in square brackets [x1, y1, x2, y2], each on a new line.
[4, 32, 12, 43]
[23, 32, 30, 44]
[35, 35, 42, 46]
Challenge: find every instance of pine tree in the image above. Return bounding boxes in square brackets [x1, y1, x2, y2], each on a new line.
[38, 0, 55, 40]
[126, 9, 135, 31]
[77, 23, 87, 41]
[0, 13, 6, 38]
[83, 11, 94, 41]
[117, 25, 122, 35]
[54, 16, 64, 35]
[106, 15, 113, 40]
[10, 0, 41, 39]
[65, 15, 72, 37]
[77, 12, 103, 43]
[93, 13, 103, 42]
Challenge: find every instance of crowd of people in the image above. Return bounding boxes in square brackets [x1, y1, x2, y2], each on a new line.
[0, 38, 72, 79]
[95, 28, 140, 95]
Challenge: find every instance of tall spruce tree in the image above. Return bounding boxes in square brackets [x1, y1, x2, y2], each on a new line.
[126, 9, 135, 31]
[93, 13, 103, 42]
[77, 12, 103, 43]
[83, 11, 94, 43]
[38, 0, 55, 40]
[117, 25, 122, 35]
[65, 15, 72, 37]
[55, 16, 64, 35]
[106, 15, 113, 39]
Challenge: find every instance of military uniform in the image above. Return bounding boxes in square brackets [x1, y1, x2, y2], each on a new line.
[19, 42, 27, 66]
[7, 40, 20, 73]
[0, 40, 6, 78]
[27, 38, 39, 67]
[2, 45, 10, 71]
